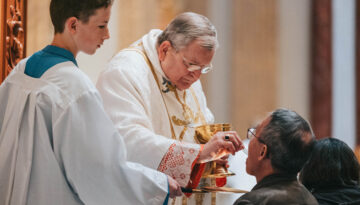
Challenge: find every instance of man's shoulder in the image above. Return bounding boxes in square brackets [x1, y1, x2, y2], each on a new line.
[233, 193, 256, 205]
[235, 187, 276, 202]
[234, 184, 318, 205]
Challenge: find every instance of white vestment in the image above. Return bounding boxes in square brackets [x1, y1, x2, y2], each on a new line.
[0, 58, 169, 205]
[97, 29, 223, 205]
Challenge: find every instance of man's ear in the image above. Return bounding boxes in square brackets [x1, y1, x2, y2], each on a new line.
[258, 144, 268, 160]
[65, 17, 78, 34]
[158, 41, 172, 61]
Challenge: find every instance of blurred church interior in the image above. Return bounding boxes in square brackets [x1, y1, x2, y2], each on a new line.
[1, 1, 359, 200]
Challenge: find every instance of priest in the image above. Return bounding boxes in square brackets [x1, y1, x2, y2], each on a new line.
[97, 12, 244, 204]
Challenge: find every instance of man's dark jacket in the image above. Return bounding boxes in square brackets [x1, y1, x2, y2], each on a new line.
[233, 173, 318, 205]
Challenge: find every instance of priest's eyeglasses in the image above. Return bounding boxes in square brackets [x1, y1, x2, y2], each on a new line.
[182, 56, 213, 74]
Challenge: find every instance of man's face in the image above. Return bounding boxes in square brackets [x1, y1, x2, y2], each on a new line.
[74, 6, 111, 55]
[159, 40, 215, 90]
[245, 116, 270, 176]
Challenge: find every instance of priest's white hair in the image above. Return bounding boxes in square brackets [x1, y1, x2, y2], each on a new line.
[157, 12, 219, 51]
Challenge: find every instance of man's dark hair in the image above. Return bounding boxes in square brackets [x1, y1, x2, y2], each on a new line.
[300, 138, 360, 189]
[259, 108, 315, 174]
[50, 0, 113, 33]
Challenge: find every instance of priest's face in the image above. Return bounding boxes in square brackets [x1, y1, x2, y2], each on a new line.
[158, 40, 215, 90]
[73, 6, 111, 55]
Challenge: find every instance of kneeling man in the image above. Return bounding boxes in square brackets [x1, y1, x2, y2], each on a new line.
[234, 108, 318, 205]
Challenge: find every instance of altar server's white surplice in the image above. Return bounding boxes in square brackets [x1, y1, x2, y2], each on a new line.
[0, 58, 168, 205]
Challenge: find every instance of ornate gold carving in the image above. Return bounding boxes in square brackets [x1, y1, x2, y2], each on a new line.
[170, 89, 200, 126]
[2, 0, 26, 81]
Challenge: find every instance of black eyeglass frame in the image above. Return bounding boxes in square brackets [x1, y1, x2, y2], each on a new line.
[247, 128, 266, 144]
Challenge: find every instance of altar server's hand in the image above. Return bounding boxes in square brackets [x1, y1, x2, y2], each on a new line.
[198, 131, 244, 163]
[168, 176, 182, 198]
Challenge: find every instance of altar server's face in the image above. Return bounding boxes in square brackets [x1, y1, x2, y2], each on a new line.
[73, 6, 111, 55]
[158, 40, 214, 90]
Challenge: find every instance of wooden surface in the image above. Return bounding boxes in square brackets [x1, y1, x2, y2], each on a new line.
[0, 0, 26, 83]
[356, 0, 360, 152]
[0, 0, 4, 82]
[310, 0, 332, 139]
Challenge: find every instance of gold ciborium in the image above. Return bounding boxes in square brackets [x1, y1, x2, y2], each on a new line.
[194, 123, 235, 178]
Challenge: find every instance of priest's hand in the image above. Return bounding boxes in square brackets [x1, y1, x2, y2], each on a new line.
[168, 176, 182, 198]
[197, 131, 244, 163]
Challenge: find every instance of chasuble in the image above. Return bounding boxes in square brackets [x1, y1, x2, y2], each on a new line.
[97, 29, 218, 205]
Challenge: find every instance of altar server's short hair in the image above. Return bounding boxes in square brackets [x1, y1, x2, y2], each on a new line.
[157, 12, 219, 51]
[50, 0, 113, 33]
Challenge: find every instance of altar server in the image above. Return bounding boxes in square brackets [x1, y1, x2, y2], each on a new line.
[0, 0, 182, 204]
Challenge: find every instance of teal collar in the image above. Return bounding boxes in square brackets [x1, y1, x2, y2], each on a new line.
[24, 45, 78, 78]
[43, 45, 78, 66]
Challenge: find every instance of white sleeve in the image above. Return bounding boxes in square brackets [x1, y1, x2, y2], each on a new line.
[96, 58, 176, 169]
[96, 57, 203, 186]
[52, 90, 168, 205]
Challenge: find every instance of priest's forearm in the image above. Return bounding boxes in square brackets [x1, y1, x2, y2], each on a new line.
[157, 142, 202, 187]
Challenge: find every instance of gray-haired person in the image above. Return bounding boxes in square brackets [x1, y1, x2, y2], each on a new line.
[96, 12, 245, 204]
[234, 108, 318, 205]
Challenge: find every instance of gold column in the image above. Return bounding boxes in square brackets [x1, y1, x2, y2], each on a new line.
[182, 0, 208, 16]
[231, 0, 278, 134]
[26, 0, 52, 56]
[115, 0, 209, 49]
[116, 0, 189, 50]
[157, 0, 185, 28]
